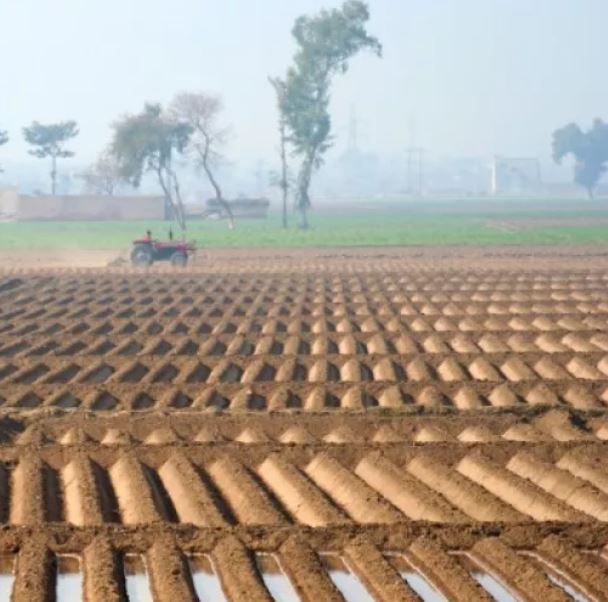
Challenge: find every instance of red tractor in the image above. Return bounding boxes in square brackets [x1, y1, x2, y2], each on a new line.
[130, 231, 195, 267]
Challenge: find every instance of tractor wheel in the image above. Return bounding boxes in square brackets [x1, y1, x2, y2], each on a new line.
[131, 246, 153, 266]
[170, 252, 188, 267]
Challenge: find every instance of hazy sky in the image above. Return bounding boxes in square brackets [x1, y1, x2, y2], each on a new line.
[1, 0, 607, 169]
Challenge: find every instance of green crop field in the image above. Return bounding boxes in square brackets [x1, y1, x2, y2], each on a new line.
[1, 199, 608, 249]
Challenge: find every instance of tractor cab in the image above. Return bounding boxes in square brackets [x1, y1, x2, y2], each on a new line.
[131, 230, 195, 266]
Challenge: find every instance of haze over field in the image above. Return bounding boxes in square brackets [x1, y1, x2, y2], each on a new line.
[1, 0, 607, 195]
[2, 7, 608, 597]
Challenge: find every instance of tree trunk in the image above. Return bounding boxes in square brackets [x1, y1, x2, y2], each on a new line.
[282, 185, 288, 229]
[295, 151, 315, 229]
[270, 77, 289, 229]
[51, 155, 57, 195]
[279, 119, 289, 229]
[156, 166, 185, 232]
[202, 160, 234, 230]
[198, 139, 235, 230]
[280, 170, 288, 230]
[298, 205, 309, 229]
[170, 170, 187, 232]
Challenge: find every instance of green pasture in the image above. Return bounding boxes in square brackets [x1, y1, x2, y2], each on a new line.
[1, 201, 607, 249]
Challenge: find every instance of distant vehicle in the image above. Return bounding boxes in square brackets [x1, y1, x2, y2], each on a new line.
[130, 231, 195, 266]
[202, 197, 270, 219]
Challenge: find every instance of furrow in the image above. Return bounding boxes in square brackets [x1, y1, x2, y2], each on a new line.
[536, 534, 608, 601]
[355, 453, 468, 522]
[212, 536, 274, 602]
[406, 454, 526, 522]
[305, 453, 404, 524]
[83, 536, 124, 602]
[472, 538, 571, 602]
[146, 536, 197, 601]
[257, 455, 348, 526]
[61, 455, 106, 526]
[507, 451, 608, 521]
[556, 449, 608, 495]
[12, 542, 52, 602]
[457, 452, 588, 522]
[10, 456, 46, 525]
[3, 262, 608, 601]
[109, 455, 161, 524]
[279, 536, 344, 602]
[344, 540, 419, 602]
[158, 453, 228, 527]
[207, 457, 285, 525]
[408, 538, 493, 601]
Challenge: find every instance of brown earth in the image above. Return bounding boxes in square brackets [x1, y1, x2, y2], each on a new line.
[0, 248, 121, 269]
[0, 246, 608, 600]
[3, 243, 608, 271]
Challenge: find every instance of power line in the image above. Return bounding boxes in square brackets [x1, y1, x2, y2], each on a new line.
[406, 146, 424, 195]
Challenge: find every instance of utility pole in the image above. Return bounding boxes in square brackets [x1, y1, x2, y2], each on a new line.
[255, 160, 266, 196]
[406, 116, 424, 196]
[406, 146, 424, 196]
[418, 147, 424, 195]
[347, 104, 359, 153]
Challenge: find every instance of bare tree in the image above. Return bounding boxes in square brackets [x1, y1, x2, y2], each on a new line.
[170, 92, 234, 229]
[80, 150, 125, 195]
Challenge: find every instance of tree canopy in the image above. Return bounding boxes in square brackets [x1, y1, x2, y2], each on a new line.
[110, 103, 191, 230]
[553, 119, 608, 199]
[276, 0, 381, 227]
[22, 121, 79, 194]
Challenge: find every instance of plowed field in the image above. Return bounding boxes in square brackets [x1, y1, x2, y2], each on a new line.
[0, 246, 607, 601]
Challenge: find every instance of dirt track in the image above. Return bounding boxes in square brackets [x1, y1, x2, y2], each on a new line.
[1, 246, 608, 600]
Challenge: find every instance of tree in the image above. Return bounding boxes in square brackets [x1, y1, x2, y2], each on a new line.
[269, 77, 291, 228]
[110, 103, 191, 231]
[80, 150, 125, 196]
[170, 92, 235, 229]
[0, 129, 8, 173]
[22, 121, 79, 194]
[276, 0, 381, 228]
[553, 119, 608, 199]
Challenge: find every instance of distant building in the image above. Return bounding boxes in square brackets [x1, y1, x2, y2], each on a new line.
[0, 193, 167, 221]
[0, 187, 19, 219]
[491, 156, 541, 195]
[183, 198, 269, 220]
[424, 158, 490, 196]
